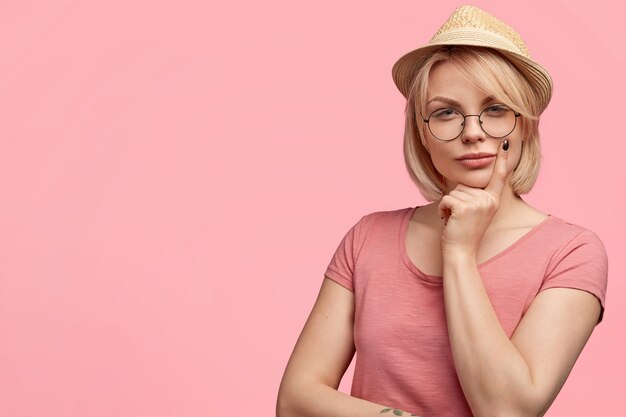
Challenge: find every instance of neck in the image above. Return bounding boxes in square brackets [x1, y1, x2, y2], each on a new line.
[489, 185, 525, 228]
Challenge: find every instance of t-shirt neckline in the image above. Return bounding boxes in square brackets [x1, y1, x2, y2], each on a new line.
[399, 206, 555, 284]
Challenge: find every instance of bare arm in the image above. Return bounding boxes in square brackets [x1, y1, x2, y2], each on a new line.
[277, 277, 419, 417]
[438, 142, 603, 416]
[443, 255, 600, 417]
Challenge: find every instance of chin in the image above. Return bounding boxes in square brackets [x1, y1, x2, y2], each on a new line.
[449, 173, 491, 190]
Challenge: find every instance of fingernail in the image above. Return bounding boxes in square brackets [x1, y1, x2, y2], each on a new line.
[502, 139, 509, 151]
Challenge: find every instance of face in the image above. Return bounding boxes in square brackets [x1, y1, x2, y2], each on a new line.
[421, 60, 523, 192]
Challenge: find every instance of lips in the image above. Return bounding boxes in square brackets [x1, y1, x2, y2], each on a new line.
[456, 152, 496, 160]
[455, 153, 496, 169]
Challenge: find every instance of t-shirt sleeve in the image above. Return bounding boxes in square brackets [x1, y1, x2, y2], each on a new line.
[323, 216, 365, 293]
[540, 229, 608, 323]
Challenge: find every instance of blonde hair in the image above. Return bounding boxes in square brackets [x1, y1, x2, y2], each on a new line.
[403, 45, 543, 201]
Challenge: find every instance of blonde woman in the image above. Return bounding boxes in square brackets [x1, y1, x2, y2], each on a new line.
[277, 5, 608, 417]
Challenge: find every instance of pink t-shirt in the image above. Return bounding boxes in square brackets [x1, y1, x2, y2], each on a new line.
[323, 206, 608, 416]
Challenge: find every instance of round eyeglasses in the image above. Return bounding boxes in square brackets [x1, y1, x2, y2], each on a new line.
[422, 104, 521, 141]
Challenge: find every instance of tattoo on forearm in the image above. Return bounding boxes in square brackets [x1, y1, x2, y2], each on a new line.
[379, 407, 420, 416]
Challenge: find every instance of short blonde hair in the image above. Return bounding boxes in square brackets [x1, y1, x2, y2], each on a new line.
[403, 45, 543, 201]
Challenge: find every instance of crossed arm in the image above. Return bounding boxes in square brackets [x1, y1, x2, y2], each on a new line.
[277, 148, 601, 417]
[276, 276, 419, 417]
[278, 146, 603, 416]
[276, 272, 601, 417]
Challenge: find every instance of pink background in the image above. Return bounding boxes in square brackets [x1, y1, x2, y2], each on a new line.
[0, 0, 624, 415]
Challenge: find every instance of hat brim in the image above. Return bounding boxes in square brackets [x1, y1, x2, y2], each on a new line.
[391, 40, 553, 114]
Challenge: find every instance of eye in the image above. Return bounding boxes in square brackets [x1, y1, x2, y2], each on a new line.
[484, 104, 510, 115]
[431, 108, 461, 120]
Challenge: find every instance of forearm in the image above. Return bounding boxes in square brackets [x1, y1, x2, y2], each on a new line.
[277, 382, 416, 417]
[442, 254, 540, 417]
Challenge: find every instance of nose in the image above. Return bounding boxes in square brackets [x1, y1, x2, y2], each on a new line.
[461, 115, 486, 143]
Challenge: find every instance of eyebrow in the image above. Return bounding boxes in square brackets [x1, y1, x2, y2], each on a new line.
[426, 96, 497, 107]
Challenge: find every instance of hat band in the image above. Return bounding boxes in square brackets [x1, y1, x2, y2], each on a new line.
[429, 28, 529, 58]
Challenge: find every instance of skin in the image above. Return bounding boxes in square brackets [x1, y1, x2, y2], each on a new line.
[276, 60, 602, 417]
[423, 59, 524, 192]
[414, 59, 549, 268]
[407, 60, 551, 277]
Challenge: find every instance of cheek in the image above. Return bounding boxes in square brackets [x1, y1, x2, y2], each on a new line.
[426, 146, 449, 173]
[508, 140, 524, 172]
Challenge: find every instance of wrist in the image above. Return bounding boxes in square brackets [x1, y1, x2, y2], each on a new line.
[441, 237, 480, 262]
[442, 250, 477, 267]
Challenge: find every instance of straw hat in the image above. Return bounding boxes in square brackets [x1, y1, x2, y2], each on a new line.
[391, 4, 553, 114]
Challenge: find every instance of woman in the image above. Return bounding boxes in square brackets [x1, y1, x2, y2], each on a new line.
[276, 5, 608, 417]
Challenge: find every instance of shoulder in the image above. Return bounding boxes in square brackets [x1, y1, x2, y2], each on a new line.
[537, 215, 607, 253]
[357, 206, 415, 231]
[360, 206, 413, 221]
[543, 215, 607, 250]
[333, 206, 414, 245]
[538, 215, 609, 320]
[336, 206, 416, 246]
[520, 214, 608, 289]
[539, 216, 608, 274]
[540, 215, 608, 290]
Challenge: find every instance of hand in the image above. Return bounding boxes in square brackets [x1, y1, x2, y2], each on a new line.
[438, 140, 510, 259]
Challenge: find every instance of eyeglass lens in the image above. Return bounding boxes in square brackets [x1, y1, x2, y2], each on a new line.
[427, 104, 517, 141]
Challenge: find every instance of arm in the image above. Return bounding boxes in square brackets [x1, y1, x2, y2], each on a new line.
[438, 141, 603, 416]
[443, 255, 600, 417]
[277, 277, 417, 417]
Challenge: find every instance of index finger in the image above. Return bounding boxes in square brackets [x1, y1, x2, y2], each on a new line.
[484, 139, 510, 197]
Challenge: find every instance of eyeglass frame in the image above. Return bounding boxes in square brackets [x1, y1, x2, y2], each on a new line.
[421, 104, 521, 142]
